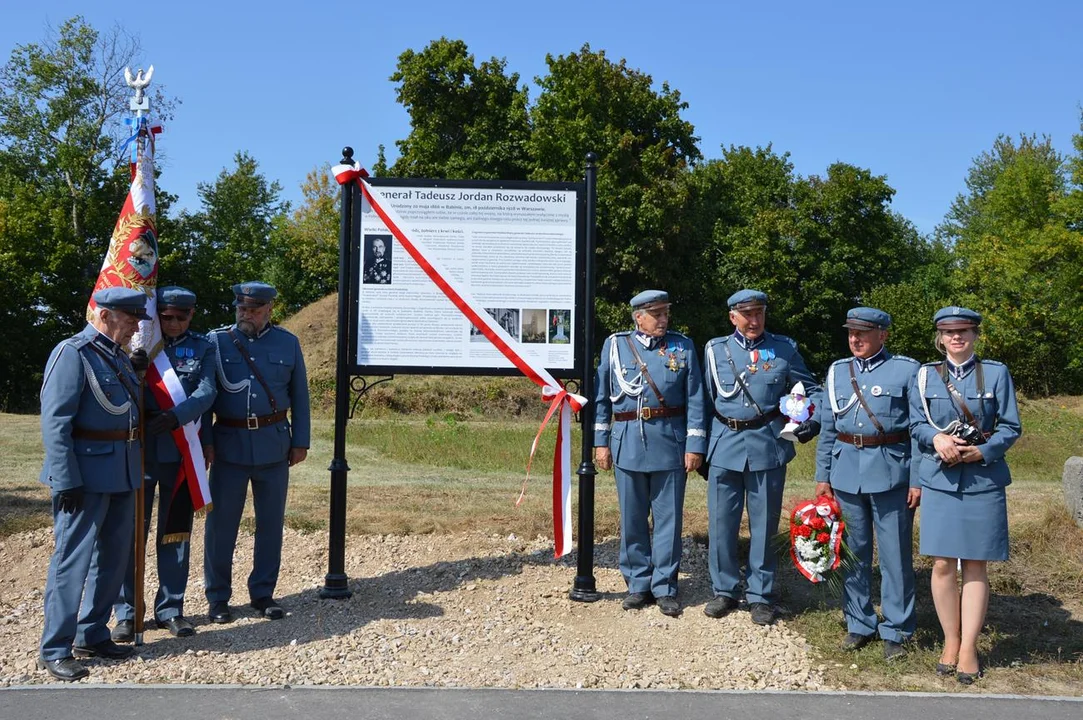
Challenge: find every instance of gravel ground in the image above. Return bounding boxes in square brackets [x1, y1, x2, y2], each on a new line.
[0, 526, 827, 690]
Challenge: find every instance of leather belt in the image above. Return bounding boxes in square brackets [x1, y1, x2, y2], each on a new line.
[714, 407, 782, 431]
[217, 410, 288, 430]
[837, 431, 909, 448]
[613, 405, 686, 422]
[73, 427, 142, 442]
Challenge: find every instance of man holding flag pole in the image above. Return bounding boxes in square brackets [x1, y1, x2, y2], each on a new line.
[83, 65, 212, 649]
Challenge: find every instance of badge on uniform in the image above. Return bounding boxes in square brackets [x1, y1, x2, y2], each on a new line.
[761, 348, 776, 371]
[747, 349, 760, 374]
[661, 343, 686, 372]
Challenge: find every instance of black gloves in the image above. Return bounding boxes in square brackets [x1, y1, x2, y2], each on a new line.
[129, 349, 149, 373]
[57, 487, 85, 514]
[793, 419, 822, 444]
[147, 410, 179, 435]
[696, 463, 710, 481]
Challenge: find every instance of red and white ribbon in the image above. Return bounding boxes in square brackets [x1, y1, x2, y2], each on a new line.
[336, 162, 583, 556]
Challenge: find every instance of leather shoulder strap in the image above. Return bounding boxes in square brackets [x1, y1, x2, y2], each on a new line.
[722, 341, 764, 415]
[624, 334, 667, 406]
[848, 360, 886, 434]
[227, 328, 278, 412]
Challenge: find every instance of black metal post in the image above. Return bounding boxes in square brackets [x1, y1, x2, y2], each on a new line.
[321, 146, 355, 599]
[570, 152, 600, 602]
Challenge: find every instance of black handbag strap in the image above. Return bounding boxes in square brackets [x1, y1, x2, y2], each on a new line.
[226, 328, 278, 413]
[722, 341, 764, 416]
[848, 360, 887, 435]
[624, 334, 667, 406]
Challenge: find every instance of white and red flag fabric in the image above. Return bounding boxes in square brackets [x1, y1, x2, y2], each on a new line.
[88, 118, 211, 539]
[333, 162, 583, 557]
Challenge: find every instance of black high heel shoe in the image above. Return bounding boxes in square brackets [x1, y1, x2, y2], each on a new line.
[936, 662, 956, 677]
[956, 666, 983, 685]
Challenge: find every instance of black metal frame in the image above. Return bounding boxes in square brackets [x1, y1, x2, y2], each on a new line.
[321, 150, 600, 602]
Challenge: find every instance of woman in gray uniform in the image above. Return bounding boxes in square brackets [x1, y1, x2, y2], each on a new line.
[909, 307, 1021, 684]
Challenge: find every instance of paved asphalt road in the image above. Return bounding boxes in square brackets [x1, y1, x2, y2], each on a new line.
[1, 686, 1081, 720]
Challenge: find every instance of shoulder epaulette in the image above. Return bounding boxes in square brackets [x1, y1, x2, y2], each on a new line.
[768, 332, 798, 349]
[893, 355, 919, 365]
[830, 357, 849, 367]
[65, 335, 92, 350]
[188, 330, 210, 342]
[980, 358, 1006, 367]
[666, 330, 693, 342]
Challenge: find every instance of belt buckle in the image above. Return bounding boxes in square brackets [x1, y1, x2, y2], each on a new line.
[246, 416, 260, 431]
[640, 407, 653, 421]
[727, 417, 740, 431]
[853, 434, 864, 449]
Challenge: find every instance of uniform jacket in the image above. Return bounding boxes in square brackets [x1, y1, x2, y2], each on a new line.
[146, 330, 216, 464]
[39, 324, 142, 494]
[908, 359, 1021, 493]
[703, 332, 821, 472]
[593, 330, 707, 472]
[816, 351, 920, 492]
[208, 324, 311, 466]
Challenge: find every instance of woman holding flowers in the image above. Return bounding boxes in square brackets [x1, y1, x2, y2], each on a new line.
[909, 307, 1021, 684]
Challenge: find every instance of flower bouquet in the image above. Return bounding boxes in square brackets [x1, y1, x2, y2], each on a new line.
[788, 495, 852, 589]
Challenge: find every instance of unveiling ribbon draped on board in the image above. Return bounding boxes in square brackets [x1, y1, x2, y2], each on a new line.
[88, 117, 211, 541]
[333, 162, 583, 557]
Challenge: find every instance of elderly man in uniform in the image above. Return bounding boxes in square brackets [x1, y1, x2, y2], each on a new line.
[203, 281, 310, 623]
[702, 289, 821, 625]
[594, 290, 706, 618]
[815, 307, 921, 660]
[37, 287, 149, 681]
[112, 287, 216, 642]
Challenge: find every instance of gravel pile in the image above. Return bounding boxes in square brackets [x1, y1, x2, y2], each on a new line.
[0, 526, 827, 689]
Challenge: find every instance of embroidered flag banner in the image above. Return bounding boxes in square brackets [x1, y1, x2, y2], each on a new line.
[88, 118, 211, 540]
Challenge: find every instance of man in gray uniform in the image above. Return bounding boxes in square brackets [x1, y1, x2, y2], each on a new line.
[594, 290, 707, 618]
[815, 307, 920, 660]
[37, 287, 148, 680]
[113, 286, 216, 641]
[203, 281, 310, 623]
[702, 289, 821, 625]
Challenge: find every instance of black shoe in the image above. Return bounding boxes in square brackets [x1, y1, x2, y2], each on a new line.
[72, 639, 134, 660]
[956, 668, 983, 685]
[208, 601, 232, 624]
[936, 662, 956, 677]
[703, 595, 739, 618]
[883, 640, 908, 661]
[111, 620, 135, 643]
[250, 596, 285, 620]
[657, 596, 681, 617]
[156, 615, 196, 637]
[37, 657, 89, 681]
[621, 592, 655, 610]
[749, 602, 776, 626]
[841, 632, 874, 651]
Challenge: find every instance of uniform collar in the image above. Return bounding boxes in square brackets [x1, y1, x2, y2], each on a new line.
[732, 330, 765, 351]
[233, 323, 273, 340]
[164, 330, 190, 348]
[90, 327, 120, 355]
[634, 330, 662, 349]
[947, 354, 977, 380]
[854, 348, 888, 373]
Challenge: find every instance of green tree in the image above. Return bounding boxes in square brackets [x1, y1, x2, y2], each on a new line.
[529, 44, 702, 337]
[390, 38, 531, 181]
[159, 151, 287, 327]
[939, 128, 1083, 395]
[264, 165, 340, 315]
[0, 16, 174, 411]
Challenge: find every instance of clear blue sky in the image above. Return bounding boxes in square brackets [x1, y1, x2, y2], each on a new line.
[3, 0, 1081, 235]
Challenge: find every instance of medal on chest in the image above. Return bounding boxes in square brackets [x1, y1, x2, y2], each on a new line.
[761, 348, 775, 371]
[747, 349, 759, 374]
[659, 343, 686, 372]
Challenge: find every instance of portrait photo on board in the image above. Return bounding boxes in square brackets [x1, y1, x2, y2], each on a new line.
[362, 233, 393, 285]
[521, 309, 548, 343]
[548, 309, 571, 344]
[472, 307, 520, 342]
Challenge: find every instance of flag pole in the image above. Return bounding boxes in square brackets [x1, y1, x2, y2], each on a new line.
[126, 65, 154, 647]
